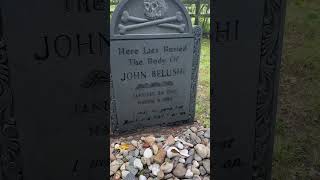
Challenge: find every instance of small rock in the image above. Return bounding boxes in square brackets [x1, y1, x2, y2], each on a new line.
[180, 149, 189, 157]
[190, 127, 197, 133]
[196, 131, 204, 137]
[191, 167, 200, 176]
[141, 157, 147, 165]
[192, 161, 199, 168]
[164, 173, 173, 179]
[176, 138, 194, 147]
[152, 144, 159, 155]
[144, 135, 156, 145]
[194, 153, 202, 161]
[122, 150, 129, 156]
[110, 160, 123, 176]
[185, 155, 193, 164]
[199, 166, 206, 176]
[185, 169, 194, 178]
[203, 176, 210, 180]
[114, 144, 120, 149]
[121, 170, 130, 179]
[194, 144, 207, 158]
[202, 138, 210, 146]
[120, 163, 126, 171]
[140, 149, 144, 156]
[173, 163, 187, 178]
[124, 172, 135, 180]
[166, 147, 180, 159]
[193, 175, 202, 180]
[113, 172, 121, 180]
[203, 159, 210, 174]
[134, 158, 143, 170]
[179, 158, 186, 163]
[190, 133, 201, 144]
[127, 145, 136, 151]
[143, 143, 150, 148]
[156, 136, 165, 143]
[165, 135, 175, 146]
[149, 164, 160, 176]
[116, 154, 123, 159]
[127, 166, 138, 175]
[134, 149, 140, 157]
[204, 129, 210, 138]
[189, 149, 195, 156]
[157, 170, 165, 179]
[175, 142, 184, 150]
[184, 129, 193, 136]
[139, 175, 147, 180]
[131, 140, 138, 147]
[160, 161, 174, 173]
[144, 148, 153, 158]
[154, 148, 166, 164]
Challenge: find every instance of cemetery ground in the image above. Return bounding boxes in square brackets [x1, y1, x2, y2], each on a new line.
[272, 0, 320, 179]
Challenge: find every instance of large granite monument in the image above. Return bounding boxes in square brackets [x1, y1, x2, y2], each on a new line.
[0, 0, 109, 179]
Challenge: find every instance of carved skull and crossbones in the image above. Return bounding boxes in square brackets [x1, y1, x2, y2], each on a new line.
[118, 0, 185, 34]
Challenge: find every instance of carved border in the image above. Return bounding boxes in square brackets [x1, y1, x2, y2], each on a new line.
[253, 0, 284, 179]
[0, 10, 24, 179]
[110, 75, 119, 134]
[189, 26, 202, 120]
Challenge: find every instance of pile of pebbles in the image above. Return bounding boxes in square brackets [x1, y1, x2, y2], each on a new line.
[110, 126, 210, 180]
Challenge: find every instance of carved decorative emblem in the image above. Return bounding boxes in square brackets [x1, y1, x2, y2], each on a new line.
[144, 0, 168, 20]
[118, 0, 185, 34]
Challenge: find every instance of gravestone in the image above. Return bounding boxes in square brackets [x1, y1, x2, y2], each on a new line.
[0, 1, 109, 179]
[212, 0, 287, 179]
[110, 0, 202, 134]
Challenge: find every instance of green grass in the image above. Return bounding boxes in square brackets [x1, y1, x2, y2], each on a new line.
[195, 38, 210, 128]
[272, 0, 320, 179]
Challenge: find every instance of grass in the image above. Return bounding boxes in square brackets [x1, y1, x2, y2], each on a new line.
[195, 38, 210, 128]
[272, 0, 320, 179]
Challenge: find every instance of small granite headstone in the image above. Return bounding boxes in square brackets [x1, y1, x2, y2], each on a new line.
[110, 0, 202, 134]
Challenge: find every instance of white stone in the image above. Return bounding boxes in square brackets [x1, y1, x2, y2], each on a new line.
[114, 144, 120, 149]
[143, 148, 153, 158]
[179, 158, 186, 163]
[134, 158, 143, 170]
[192, 160, 199, 168]
[185, 169, 194, 178]
[120, 163, 126, 171]
[149, 164, 160, 176]
[179, 149, 190, 157]
[139, 175, 147, 180]
[176, 142, 184, 150]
